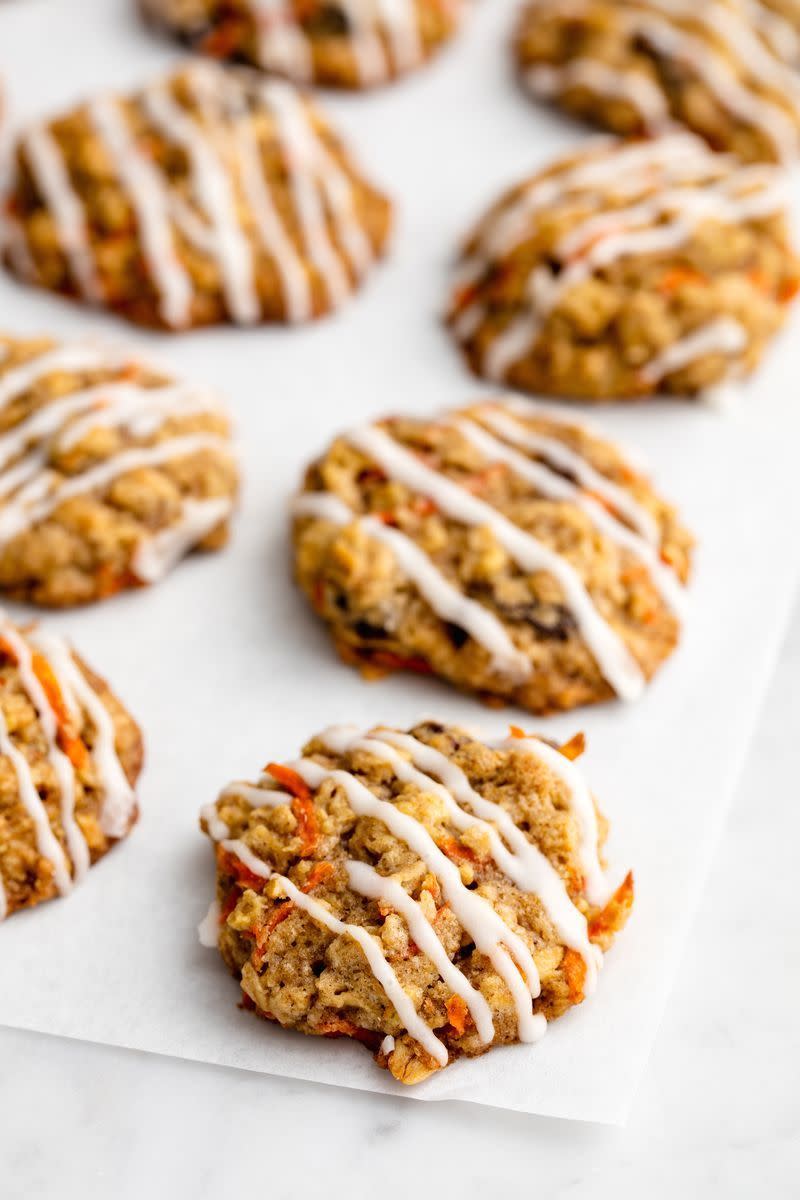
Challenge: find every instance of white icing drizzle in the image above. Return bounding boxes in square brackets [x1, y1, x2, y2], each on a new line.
[198, 898, 221, 947]
[251, 0, 424, 84]
[524, 0, 800, 160]
[474, 401, 659, 544]
[28, 629, 136, 839]
[20, 125, 101, 301]
[260, 82, 352, 308]
[0, 432, 232, 548]
[0, 621, 90, 884]
[452, 415, 686, 616]
[291, 491, 532, 682]
[220, 836, 449, 1065]
[345, 858, 496, 1042]
[380, 1034, 395, 1055]
[0, 620, 136, 917]
[320, 724, 602, 988]
[88, 95, 194, 329]
[0, 344, 125, 410]
[343, 425, 646, 701]
[132, 495, 233, 583]
[524, 59, 670, 131]
[452, 130, 788, 385]
[495, 734, 610, 906]
[639, 316, 747, 384]
[0, 344, 234, 581]
[287, 758, 548, 1043]
[141, 72, 260, 325]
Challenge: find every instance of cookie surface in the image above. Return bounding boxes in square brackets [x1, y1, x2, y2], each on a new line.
[292, 398, 692, 713]
[514, 0, 800, 163]
[0, 333, 239, 607]
[140, 0, 463, 90]
[447, 134, 799, 400]
[200, 720, 633, 1083]
[0, 615, 143, 919]
[3, 62, 392, 329]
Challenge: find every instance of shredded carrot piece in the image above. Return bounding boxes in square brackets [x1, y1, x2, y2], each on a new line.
[199, 20, 242, 58]
[303, 861, 334, 892]
[562, 948, 588, 1004]
[410, 496, 437, 518]
[588, 871, 635, 941]
[508, 724, 527, 739]
[26, 647, 89, 770]
[290, 794, 318, 858]
[657, 266, 707, 295]
[559, 732, 586, 761]
[438, 837, 479, 865]
[446, 994, 470, 1036]
[95, 563, 141, 600]
[374, 510, 399, 526]
[367, 650, 434, 675]
[219, 887, 240, 923]
[216, 845, 267, 892]
[317, 1017, 383, 1050]
[265, 762, 312, 802]
[779, 277, 800, 304]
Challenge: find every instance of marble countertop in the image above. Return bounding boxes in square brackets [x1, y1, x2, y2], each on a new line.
[3, 608, 798, 1198]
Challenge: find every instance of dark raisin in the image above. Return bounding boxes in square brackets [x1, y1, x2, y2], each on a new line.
[499, 602, 576, 641]
[303, 6, 351, 37]
[444, 621, 470, 650]
[352, 620, 388, 640]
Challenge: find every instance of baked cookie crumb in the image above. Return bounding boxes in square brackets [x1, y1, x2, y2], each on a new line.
[0, 614, 143, 919]
[446, 133, 799, 400]
[200, 720, 633, 1082]
[292, 397, 692, 713]
[3, 62, 392, 329]
[0, 332, 239, 607]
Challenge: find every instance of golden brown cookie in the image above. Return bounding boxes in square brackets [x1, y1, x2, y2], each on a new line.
[199, 720, 634, 1083]
[291, 398, 692, 714]
[447, 133, 799, 400]
[514, 0, 800, 163]
[2, 62, 392, 329]
[0, 332, 239, 607]
[0, 615, 143, 920]
[140, 0, 464, 90]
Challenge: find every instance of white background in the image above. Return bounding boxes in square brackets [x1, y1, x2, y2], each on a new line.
[0, 0, 799, 1157]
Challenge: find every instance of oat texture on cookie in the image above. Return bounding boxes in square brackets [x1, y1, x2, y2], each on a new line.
[447, 133, 799, 401]
[139, 0, 465, 90]
[199, 721, 633, 1084]
[0, 614, 143, 920]
[514, 0, 800, 163]
[0, 333, 239, 607]
[3, 62, 392, 329]
[291, 398, 692, 714]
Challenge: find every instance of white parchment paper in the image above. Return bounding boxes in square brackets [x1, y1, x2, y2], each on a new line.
[0, 0, 798, 1125]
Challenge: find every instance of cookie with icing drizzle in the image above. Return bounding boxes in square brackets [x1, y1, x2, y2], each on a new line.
[2, 61, 392, 329]
[139, 0, 464, 90]
[291, 398, 692, 713]
[447, 133, 799, 400]
[0, 614, 142, 920]
[199, 720, 633, 1083]
[514, 0, 800, 163]
[0, 333, 239, 607]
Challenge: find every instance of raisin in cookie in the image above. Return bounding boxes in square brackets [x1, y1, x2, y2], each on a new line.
[0, 614, 143, 919]
[199, 720, 633, 1083]
[140, 0, 464, 90]
[0, 332, 239, 607]
[514, 0, 800, 163]
[2, 62, 392, 329]
[291, 398, 692, 714]
[447, 133, 799, 400]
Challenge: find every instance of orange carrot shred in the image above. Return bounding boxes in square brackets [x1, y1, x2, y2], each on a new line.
[562, 948, 587, 1004]
[265, 762, 312, 802]
[26, 647, 90, 770]
[291, 794, 318, 858]
[588, 871, 635, 941]
[303, 861, 334, 892]
[559, 732, 586, 761]
[446, 994, 470, 1037]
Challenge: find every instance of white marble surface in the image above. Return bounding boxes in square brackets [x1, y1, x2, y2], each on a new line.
[2, 602, 798, 1197]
